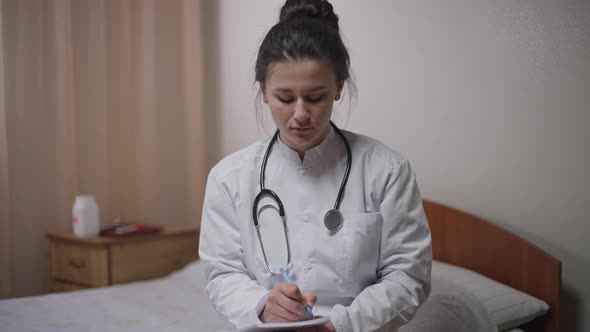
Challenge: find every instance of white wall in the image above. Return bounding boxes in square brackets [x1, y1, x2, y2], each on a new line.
[202, 1, 590, 331]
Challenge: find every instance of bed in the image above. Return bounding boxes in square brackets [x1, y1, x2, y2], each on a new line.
[0, 199, 561, 332]
[424, 200, 561, 332]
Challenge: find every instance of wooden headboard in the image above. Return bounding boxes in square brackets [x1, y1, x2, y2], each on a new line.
[422, 200, 561, 332]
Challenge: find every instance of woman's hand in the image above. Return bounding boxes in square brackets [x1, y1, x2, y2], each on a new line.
[259, 283, 317, 323]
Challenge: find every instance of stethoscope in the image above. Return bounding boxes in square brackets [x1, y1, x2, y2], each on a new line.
[252, 121, 352, 275]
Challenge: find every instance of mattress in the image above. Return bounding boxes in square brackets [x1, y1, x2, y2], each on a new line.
[0, 261, 231, 332]
[0, 261, 497, 332]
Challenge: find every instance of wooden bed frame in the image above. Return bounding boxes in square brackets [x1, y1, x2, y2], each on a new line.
[423, 200, 561, 332]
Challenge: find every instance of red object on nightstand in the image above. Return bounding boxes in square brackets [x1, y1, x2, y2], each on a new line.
[100, 222, 162, 237]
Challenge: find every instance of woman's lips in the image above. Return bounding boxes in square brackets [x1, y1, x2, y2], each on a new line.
[291, 127, 313, 134]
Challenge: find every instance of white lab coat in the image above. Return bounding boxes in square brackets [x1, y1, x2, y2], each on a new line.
[199, 128, 432, 332]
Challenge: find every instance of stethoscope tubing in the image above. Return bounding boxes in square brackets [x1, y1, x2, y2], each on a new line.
[252, 121, 352, 275]
[330, 123, 352, 211]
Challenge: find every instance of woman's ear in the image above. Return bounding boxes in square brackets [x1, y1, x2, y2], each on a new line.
[334, 80, 345, 101]
[260, 81, 269, 104]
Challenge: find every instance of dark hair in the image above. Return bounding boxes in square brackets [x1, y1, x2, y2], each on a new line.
[255, 0, 351, 83]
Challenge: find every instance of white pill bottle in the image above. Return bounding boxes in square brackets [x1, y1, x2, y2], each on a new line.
[72, 195, 100, 237]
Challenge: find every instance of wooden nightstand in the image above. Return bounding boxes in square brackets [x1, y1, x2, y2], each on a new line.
[45, 226, 199, 292]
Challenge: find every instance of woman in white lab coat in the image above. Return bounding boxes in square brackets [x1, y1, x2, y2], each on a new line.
[199, 0, 432, 331]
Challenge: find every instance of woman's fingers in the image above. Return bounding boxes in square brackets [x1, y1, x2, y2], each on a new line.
[260, 283, 316, 323]
[277, 283, 304, 301]
[301, 292, 317, 308]
[264, 299, 303, 322]
[274, 285, 308, 319]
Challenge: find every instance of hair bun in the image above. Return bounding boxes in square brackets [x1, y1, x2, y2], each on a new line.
[279, 0, 339, 31]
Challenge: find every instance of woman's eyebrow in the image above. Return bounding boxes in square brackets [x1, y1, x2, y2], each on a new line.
[273, 88, 293, 93]
[273, 86, 327, 93]
[304, 85, 327, 92]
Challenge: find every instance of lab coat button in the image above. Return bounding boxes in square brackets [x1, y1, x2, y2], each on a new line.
[302, 216, 310, 223]
[297, 168, 306, 175]
[306, 263, 312, 270]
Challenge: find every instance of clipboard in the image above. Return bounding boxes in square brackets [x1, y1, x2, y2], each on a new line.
[238, 316, 330, 331]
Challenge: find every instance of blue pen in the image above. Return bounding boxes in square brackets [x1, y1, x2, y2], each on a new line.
[279, 267, 314, 318]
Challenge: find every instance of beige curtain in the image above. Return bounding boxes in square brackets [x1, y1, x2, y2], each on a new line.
[0, 0, 205, 298]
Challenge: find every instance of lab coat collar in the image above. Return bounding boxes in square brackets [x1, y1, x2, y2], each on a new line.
[276, 125, 336, 165]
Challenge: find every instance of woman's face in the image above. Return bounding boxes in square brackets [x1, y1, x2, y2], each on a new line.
[262, 59, 344, 157]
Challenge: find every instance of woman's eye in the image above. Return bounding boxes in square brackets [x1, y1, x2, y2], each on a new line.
[275, 95, 323, 104]
[277, 97, 294, 104]
[306, 95, 324, 103]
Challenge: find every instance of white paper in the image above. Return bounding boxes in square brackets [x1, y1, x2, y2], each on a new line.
[238, 316, 331, 332]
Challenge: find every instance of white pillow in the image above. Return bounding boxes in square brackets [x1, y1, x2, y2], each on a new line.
[400, 276, 498, 332]
[432, 260, 549, 331]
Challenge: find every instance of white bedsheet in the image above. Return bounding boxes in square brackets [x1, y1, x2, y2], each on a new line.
[1, 260, 497, 332]
[0, 261, 230, 332]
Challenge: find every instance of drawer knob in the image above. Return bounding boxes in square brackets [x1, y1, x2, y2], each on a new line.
[68, 258, 86, 269]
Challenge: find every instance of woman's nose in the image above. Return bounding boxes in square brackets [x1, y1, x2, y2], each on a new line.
[293, 98, 310, 122]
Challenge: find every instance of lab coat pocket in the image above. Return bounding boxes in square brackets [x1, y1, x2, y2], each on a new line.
[335, 212, 383, 288]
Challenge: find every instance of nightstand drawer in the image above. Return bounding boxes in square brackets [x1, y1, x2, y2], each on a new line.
[50, 280, 91, 292]
[50, 241, 109, 286]
[46, 227, 199, 292]
[110, 234, 198, 284]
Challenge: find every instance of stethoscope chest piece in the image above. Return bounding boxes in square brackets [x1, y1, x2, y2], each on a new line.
[324, 209, 343, 233]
